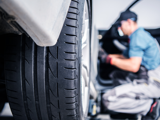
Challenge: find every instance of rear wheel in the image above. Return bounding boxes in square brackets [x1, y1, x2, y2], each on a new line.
[4, 0, 91, 120]
[0, 40, 6, 113]
[0, 102, 5, 113]
[0, 84, 6, 114]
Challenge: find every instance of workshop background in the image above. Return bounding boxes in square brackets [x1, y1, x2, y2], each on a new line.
[93, 0, 160, 30]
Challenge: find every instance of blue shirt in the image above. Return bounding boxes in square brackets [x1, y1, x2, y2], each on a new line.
[123, 27, 160, 70]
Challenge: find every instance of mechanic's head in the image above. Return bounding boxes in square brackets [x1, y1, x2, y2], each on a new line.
[118, 10, 138, 36]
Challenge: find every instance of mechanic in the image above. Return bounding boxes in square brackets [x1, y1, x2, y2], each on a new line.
[99, 10, 160, 120]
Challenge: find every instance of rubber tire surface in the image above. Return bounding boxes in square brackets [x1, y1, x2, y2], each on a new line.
[0, 35, 7, 113]
[4, 0, 88, 120]
[0, 35, 5, 83]
[0, 102, 5, 113]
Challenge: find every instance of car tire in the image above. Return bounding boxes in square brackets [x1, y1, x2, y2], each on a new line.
[0, 40, 6, 114]
[0, 84, 6, 114]
[0, 102, 5, 113]
[4, 0, 91, 120]
[0, 84, 7, 114]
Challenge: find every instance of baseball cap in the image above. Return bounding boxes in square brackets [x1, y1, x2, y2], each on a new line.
[116, 10, 137, 26]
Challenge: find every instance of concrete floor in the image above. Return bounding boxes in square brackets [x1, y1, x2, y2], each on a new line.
[0, 103, 160, 120]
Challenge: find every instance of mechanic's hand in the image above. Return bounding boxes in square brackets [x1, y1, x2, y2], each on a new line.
[98, 48, 112, 64]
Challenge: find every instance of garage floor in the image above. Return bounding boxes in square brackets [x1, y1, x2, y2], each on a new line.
[0, 103, 130, 120]
[0, 103, 160, 120]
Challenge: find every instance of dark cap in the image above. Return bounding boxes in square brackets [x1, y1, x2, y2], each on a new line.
[118, 10, 137, 22]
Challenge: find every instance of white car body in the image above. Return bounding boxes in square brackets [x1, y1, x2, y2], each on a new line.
[0, 0, 71, 46]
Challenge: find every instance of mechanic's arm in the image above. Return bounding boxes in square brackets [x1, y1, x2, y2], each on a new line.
[109, 54, 126, 59]
[111, 57, 142, 73]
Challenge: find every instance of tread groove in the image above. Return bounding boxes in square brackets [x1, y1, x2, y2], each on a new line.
[52, 115, 56, 119]
[10, 101, 20, 106]
[65, 88, 77, 90]
[66, 108, 76, 110]
[48, 65, 57, 78]
[25, 42, 29, 49]
[57, 83, 59, 97]
[22, 36, 31, 120]
[7, 89, 17, 93]
[28, 109, 33, 113]
[64, 42, 76, 45]
[59, 112, 61, 120]
[34, 44, 42, 120]
[25, 78, 30, 85]
[14, 113, 22, 117]
[58, 100, 60, 109]
[46, 47, 52, 120]
[25, 58, 30, 64]
[57, 62, 58, 78]
[65, 95, 77, 99]
[67, 114, 78, 117]
[64, 78, 76, 80]
[49, 89, 57, 98]
[57, 46, 58, 59]
[64, 67, 76, 70]
[49, 49, 56, 59]
[6, 79, 16, 83]
[27, 97, 31, 102]
[66, 17, 77, 20]
[65, 34, 77, 37]
[5, 69, 17, 72]
[68, 12, 78, 15]
[66, 24, 77, 28]
[12, 108, 21, 112]
[64, 51, 76, 54]
[50, 102, 58, 109]
[8, 95, 18, 99]
[66, 102, 76, 104]
[64, 59, 76, 61]
[69, 6, 78, 10]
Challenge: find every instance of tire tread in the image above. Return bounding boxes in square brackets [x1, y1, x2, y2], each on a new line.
[4, 0, 86, 120]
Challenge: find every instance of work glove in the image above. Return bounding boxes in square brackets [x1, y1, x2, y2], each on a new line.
[98, 48, 112, 64]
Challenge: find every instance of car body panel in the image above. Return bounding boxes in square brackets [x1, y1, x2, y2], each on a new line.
[0, 0, 71, 46]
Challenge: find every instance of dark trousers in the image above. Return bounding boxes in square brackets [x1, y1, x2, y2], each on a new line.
[110, 66, 148, 86]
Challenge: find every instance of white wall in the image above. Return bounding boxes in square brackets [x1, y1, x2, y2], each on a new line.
[93, 0, 160, 30]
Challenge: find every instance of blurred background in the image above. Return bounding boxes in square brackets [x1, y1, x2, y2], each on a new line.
[93, 0, 160, 30]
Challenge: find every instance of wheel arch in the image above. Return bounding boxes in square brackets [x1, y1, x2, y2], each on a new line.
[0, 0, 71, 46]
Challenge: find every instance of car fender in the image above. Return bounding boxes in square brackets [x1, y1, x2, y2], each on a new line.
[0, 0, 71, 46]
